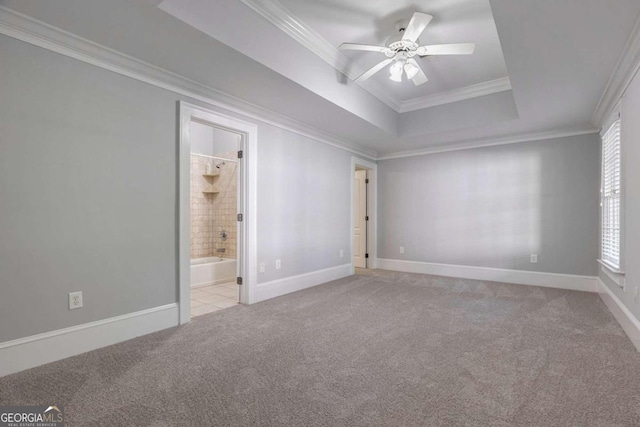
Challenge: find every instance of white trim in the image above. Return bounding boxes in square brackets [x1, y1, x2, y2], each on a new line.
[0, 303, 179, 377]
[179, 102, 258, 324]
[597, 259, 625, 276]
[350, 157, 378, 273]
[377, 127, 599, 160]
[255, 264, 352, 303]
[592, 12, 640, 127]
[0, 5, 376, 161]
[600, 105, 621, 137]
[238, 0, 510, 113]
[398, 78, 512, 112]
[599, 263, 625, 289]
[377, 259, 598, 292]
[597, 278, 640, 352]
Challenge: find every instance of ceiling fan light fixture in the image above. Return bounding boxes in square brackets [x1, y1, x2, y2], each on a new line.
[341, 11, 475, 85]
[389, 72, 403, 82]
[404, 61, 419, 79]
[389, 60, 404, 82]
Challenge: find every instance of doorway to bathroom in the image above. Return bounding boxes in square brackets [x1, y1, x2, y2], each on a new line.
[179, 102, 257, 324]
[188, 120, 241, 318]
[351, 157, 378, 273]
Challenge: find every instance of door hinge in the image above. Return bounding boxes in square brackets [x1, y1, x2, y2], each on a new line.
[237, 150, 243, 159]
[365, 253, 369, 259]
[237, 276, 243, 285]
[237, 213, 243, 222]
[365, 216, 369, 221]
[365, 178, 369, 184]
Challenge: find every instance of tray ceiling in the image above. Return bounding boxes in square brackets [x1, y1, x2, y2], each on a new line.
[5, 0, 637, 158]
[159, 0, 512, 114]
[275, 0, 511, 109]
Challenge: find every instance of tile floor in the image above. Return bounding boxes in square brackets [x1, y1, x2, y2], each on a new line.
[190, 282, 239, 318]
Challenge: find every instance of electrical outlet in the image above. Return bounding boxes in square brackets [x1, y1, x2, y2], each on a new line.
[399, 246, 405, 254]
[276, 259, 281, 270]
[259, 262, 265, 273]
[340, 249, 344, 258]
[69, 291, 83, 310]
[530, 254, 538, 264]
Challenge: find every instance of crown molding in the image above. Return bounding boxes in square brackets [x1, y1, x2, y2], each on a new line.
[239, 0, 509, 114]
[398, 77, 512, 112]
[0, 5, 377, 160]
[592, 12, 640, 127]
[238, 0, 401, 112]
[0, 4, 601, 163]
[377, 127, 599, 160]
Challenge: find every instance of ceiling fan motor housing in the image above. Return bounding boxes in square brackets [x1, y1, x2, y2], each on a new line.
[386, 39, 420, 58]
[385, 19, 420, 57]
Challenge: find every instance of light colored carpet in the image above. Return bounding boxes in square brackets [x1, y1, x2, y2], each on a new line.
[1, 270, 640, 426]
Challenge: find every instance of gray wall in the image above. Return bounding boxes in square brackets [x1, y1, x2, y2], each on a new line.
[0, 36, 177, 342]
[256, 126, 352, 283]
[0, 35, 352, 342]
[600, 68, 640, 322]
[378, 134, 600, 276]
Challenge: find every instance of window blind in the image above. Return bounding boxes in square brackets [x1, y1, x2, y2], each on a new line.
[601, 119, 621, 269]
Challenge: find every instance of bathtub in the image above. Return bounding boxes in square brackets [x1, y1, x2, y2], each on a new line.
[190, 257, 237, 288]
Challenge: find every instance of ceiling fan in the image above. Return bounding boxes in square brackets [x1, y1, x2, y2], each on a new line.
[339, 12, 475, 86]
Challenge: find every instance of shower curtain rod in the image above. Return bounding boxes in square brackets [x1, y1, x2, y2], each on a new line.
[191, 153, 239, 163]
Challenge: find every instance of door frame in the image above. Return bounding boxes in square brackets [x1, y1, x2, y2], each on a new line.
[178, 102, 258, 324]
[350, 156, 377, 273]
[353, 169, 367, 269]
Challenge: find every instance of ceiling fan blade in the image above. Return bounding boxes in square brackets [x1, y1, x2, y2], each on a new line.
[407, 58, 428, 86]
[402, 12, 433, 42]
[340, 43, 389, 53]
[416, 43, 476, 56]
[355, 58, 393, 82]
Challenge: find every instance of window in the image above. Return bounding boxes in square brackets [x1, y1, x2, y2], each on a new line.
[601, 117, 621, 270]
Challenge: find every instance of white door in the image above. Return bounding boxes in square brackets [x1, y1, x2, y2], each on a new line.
[353, 170, 367, 268]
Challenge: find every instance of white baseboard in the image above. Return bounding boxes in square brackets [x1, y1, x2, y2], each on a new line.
[255, 263, 352, 303]
[377, 259, 598, 292]
[0, 303, 179, 377]
[597, 278, 640, 351]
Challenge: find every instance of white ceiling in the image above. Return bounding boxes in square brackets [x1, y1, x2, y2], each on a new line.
[3, 0, 640, 158]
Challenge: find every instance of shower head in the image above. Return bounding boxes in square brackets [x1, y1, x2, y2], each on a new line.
[215, 161, 225, 169]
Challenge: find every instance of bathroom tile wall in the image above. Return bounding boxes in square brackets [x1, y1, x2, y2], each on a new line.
[190, 155, 214, 258]
[211, 151, 237, 259]
[190, 152, 237, 259]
